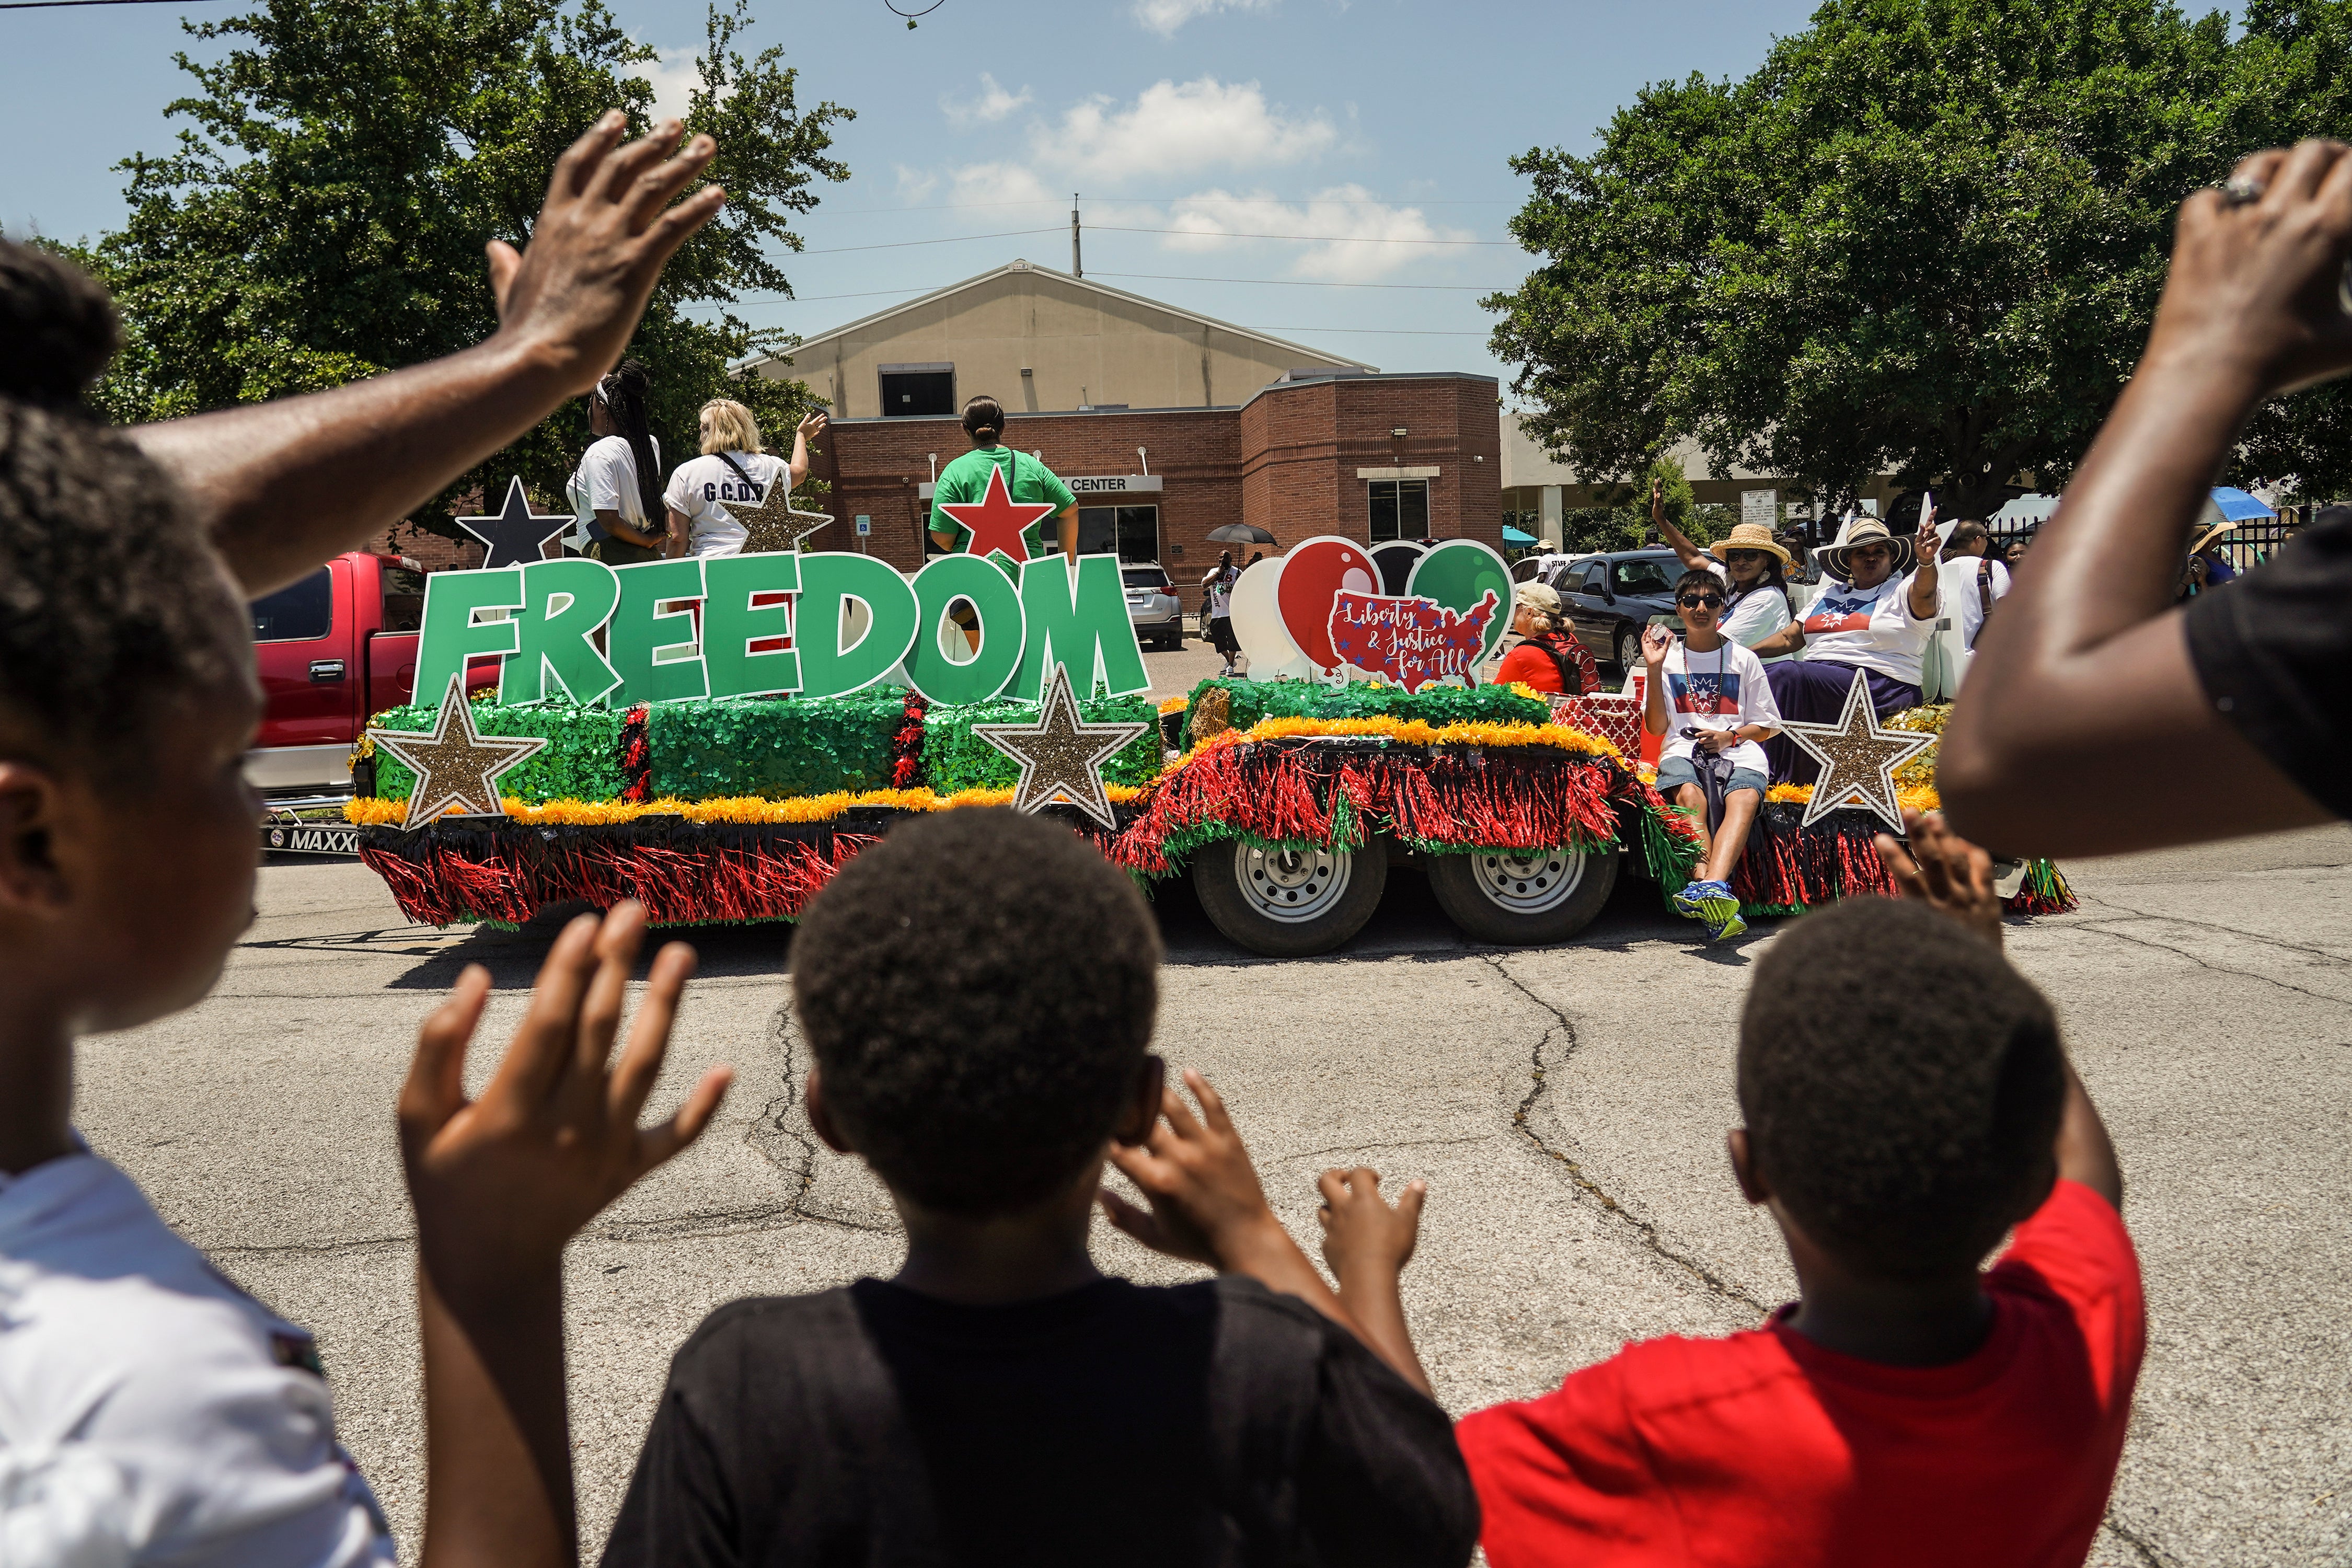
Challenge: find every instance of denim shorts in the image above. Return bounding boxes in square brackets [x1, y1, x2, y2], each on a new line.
[1656, 756, 1768, 798]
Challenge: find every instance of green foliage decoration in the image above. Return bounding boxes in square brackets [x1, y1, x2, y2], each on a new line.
[369, 699, 626, 803]
[644, 693, 902, 799]
[1190, 677, 1552, 732]
[71, 0, 851, 536]
[923, 695, 1165, 795]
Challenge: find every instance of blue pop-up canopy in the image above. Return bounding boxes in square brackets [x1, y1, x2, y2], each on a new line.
[1502, 525, 1537, 546]
[2206, 486, 2276, 522]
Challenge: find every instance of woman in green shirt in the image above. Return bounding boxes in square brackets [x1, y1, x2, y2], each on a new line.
[927, 395, 1079, 565]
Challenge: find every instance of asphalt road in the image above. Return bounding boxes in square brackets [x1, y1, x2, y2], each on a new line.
[76, 795, 2351, 1564]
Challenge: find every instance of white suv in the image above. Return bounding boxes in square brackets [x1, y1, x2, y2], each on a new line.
[1123, 563, 1184, 650]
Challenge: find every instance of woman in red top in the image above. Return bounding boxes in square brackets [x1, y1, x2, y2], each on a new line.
[1494, 581, 1598, 695]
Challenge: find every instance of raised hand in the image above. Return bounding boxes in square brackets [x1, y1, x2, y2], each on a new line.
[2152, 140, 2352, 398]
[1875, 808, 2002, 947]
[1641, 624, 1675, 669]
[1100, 1068, 1285, 1270]
[1316, 1168, 1434, 1396]
[797, 411, 829, 442]
[400, 902, 732, 1292]
[1316, 1167, 1425, 1283]
[482, 112, 727, 397]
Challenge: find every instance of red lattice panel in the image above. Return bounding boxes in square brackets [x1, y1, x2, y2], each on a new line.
[1551, 689, 1645, 758]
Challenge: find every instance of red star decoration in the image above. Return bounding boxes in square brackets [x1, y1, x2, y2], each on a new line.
[937, 462, 1059, 565]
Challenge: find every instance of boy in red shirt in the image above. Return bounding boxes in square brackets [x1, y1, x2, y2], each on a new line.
[1321, 815, 2140, 1568]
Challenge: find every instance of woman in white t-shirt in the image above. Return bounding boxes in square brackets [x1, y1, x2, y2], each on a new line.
[1650, 481, 1794, 661]
[1749, 514, 1942, 785]
[569, 359, 667, 565]
[661, 399, 827, 558]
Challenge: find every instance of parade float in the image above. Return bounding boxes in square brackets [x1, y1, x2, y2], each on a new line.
[348, 498, 2070, 956]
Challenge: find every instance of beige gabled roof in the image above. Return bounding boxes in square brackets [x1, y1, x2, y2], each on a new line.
[744, 259, 1376, 375]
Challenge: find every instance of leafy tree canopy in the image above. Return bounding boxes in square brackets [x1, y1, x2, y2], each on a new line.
[1489, 0, 2352, 520]
[76, 0, 849, 528]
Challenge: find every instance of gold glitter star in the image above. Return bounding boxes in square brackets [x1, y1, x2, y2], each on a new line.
[972, 663, 1149, 829]
[1780, 671, 1939, 831]
[368, 676, 548, 830]
[726, 475, 834, 554]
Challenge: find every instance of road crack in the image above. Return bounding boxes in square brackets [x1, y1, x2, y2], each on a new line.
[1483, 954, 1768, 1318]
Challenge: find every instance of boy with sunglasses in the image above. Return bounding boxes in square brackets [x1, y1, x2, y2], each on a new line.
[1642, 569, 1784, 941]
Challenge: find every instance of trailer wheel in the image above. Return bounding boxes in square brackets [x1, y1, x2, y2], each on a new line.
[1191, 837, 1388, 958]
[1425, 844, 1618, 947]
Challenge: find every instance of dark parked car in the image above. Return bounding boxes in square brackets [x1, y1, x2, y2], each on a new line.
[1551, 548, 1686, 671]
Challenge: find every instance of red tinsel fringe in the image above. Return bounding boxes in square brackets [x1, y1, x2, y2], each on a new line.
[889, 689, 930, 790]
[361, 832, 875, 927]
[618, 704, 653, 803]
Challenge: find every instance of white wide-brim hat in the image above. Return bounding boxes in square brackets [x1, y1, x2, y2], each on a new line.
[1816, 516, 1916, 579]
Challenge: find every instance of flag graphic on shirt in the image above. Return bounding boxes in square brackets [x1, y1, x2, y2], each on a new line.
[1667, 670, 1743, 716]
[1803, 592, 1879, 635]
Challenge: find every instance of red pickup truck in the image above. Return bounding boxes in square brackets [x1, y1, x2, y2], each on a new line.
[246, 551, 494, 852]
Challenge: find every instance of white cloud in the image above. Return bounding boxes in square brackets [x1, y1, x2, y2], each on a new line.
[1131, 0, 1273, 37]
[942, 161, 1058, 209]
[1040, 77, 1334, 184]
[942, 73, 1034, 125]
[633, 47, 708, 125]
[1155, 186, 1476, 282]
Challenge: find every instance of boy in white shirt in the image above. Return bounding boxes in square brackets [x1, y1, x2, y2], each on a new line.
[661, 398, 826, 557]
[1643, 569, 1785, 943]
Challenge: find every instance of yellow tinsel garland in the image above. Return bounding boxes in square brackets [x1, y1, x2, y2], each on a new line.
[1178, 713, 1627, 766]
[346, 782, 1148, 829]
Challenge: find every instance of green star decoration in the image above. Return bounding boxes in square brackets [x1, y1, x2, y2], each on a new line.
[971, 663, 1149, 828]
[1780, 671, 1939, 831]
[369, 675, 549, 829]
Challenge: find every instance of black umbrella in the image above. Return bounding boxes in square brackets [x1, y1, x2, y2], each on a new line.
[1205, 522, 1278, 546]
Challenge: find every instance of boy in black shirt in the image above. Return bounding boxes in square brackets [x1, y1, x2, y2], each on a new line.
[599, 808, 1477, 1567]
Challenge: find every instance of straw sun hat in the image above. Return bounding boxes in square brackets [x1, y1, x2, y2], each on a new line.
[1705, 522, 1793, 567]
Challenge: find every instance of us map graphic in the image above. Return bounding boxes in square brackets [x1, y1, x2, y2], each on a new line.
[1327, 589, 1498, 693]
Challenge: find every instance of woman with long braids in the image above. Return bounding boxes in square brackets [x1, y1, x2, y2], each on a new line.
[570, 359, 666, 564]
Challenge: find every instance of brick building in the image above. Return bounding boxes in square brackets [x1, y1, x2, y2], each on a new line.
[812, 367, 1504, 573]
[375, 263, 1505, 572]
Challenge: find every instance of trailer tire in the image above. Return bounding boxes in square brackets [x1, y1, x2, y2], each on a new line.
[1191, 837, 1387, 958]
[1425, 844, 1618, 947]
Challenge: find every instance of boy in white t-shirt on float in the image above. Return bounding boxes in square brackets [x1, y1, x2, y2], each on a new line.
[1642, 568, 1785, 943]
[661, 398, 827, 558]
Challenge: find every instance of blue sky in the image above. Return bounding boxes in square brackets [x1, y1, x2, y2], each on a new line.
[0, 0, 1820, 395]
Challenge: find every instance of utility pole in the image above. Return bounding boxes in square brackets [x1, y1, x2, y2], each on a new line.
[1071, 193, 1082, 279]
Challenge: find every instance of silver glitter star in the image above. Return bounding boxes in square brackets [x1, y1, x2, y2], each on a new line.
[972, 663, 1149, 828]
[1780, 670, 1939, 831]
[726, 476, 834, 554]
[368, 676, 548, 829]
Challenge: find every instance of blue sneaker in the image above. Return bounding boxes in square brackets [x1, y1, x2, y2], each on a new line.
[1671, 880, 1709, 920]
[1693, 880, 1746, 942]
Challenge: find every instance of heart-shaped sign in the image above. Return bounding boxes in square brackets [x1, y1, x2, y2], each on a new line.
[1406, 539, 1514, 662]
[1273, 536, 1379, 673]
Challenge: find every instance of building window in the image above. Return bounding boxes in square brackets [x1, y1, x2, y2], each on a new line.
[1076, 505, 1161, 562]
[879, 363, 955, 417]
[1368, 479, 1429, 543]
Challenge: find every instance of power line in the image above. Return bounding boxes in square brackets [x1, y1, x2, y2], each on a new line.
[1093, 224, 1508, 246]
[827, 194, 1518, 215]
[0, 0, 225, 8]
[795, 225, 1060, 255]
[1093, 271, 1505, 291]
[1259, 326, 1490, 336]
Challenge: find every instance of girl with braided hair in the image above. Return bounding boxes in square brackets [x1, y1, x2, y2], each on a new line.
[570, 358, 666, 564]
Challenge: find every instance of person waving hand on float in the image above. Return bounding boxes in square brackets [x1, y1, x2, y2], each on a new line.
[928, 394, 1079, 572]
[1647, 477, 1796, 661]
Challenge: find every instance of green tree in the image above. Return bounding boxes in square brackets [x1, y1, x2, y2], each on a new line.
[1556, 457, 1726, 554]
[80, 0, 849, 532]
[1486, 0, 2317, 521]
